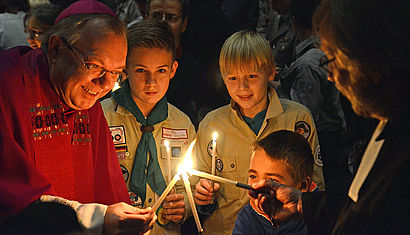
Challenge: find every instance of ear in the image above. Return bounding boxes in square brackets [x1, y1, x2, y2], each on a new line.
[170, 60, 179, 79]
[268, 67, 276, 81]
[181, 17, 188, 33]
[47, 35, 64, 63]
[298, 176, 311, 193]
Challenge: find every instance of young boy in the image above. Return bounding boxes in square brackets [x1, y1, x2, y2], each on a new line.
[101, 20, 195, 234]
[193, 30, 324, 235]
[233, 130, 316, 234]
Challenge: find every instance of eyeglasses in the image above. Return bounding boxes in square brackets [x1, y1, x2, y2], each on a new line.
[150, 11, 182, 24]
[60, 37, 127, 81]
[319, 55, 336, 78]
[25, 28, 43, 39]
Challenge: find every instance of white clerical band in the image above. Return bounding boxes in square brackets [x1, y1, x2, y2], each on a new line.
[348, 120, 387, 202]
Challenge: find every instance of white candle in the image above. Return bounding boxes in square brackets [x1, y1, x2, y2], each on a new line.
[189, 169, 252, 190]
[211, 132, 218, 175]
[152, 173, 180, 212]
[164, 140, 172, 183]
[182, 173, 204, 233]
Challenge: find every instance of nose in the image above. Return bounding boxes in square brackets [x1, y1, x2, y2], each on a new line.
[238, 77, 249, 89]
[145, 72, 157, 85]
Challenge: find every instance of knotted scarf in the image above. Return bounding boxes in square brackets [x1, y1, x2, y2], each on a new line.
[112, 80, 168, 205]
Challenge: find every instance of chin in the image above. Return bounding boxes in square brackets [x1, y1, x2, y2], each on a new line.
[70, 100, 97, 110]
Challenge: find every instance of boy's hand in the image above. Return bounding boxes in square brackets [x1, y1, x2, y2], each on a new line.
[194, 178, 220, 205]
[103, 202, 156, 235]
[163, 193, 185, 223]
[251, 180, 303, 223]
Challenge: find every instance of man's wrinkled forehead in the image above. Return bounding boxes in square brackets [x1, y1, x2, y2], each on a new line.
[149, 0, 182, 15]
[71, 18, 125, 44]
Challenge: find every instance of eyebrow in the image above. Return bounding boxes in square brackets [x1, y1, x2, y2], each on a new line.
[265, 173, 284, 179]
[248, 169, 284, 179]
[134, 64, 170, 68]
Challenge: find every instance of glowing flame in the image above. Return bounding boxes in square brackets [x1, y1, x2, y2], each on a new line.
[164, 140, 170, 150]
[177, 139, 196, 175]
[212, 132, 218, 142]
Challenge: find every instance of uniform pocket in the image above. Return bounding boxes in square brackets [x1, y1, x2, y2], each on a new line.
[217, 156, 240, 200]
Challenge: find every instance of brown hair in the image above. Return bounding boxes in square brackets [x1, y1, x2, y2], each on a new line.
[127, 20, 175, 63]
[255, 130, 313, 184]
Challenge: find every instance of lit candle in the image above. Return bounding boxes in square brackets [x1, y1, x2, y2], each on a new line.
[152, 173, 180, 212]
[152, 140, 196, 213]
[211, 132, 218, 175]
[182, 173, 204, 233]
[164, 140, 172, 183]
[189, 169, 252, 190]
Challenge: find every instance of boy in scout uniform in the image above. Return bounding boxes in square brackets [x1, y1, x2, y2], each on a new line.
[193, 30, 323, 235]
[101, 20, 195, 234]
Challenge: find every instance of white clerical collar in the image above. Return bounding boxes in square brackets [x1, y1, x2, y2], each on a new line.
[348, 119, 388, 202]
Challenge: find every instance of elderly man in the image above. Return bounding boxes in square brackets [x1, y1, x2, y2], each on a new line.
[0, 1, 155, 234]
[251, 0, 410, 234]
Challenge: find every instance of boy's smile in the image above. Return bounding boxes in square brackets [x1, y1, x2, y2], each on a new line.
[223, 69, 273, 118]
[126, 47, 178, 116]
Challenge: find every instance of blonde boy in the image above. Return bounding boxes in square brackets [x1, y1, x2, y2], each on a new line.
[193, 30, 323, 234]
[101, 20, 195, 234]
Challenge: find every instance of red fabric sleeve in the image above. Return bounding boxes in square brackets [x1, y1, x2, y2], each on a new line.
[0, 47, 53, 215]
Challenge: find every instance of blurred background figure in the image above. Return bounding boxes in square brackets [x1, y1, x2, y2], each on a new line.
[0, 0, 30, 51]
[49, 0, 117, 12]
[275, 0, 349, 196]
[24, 3, 62, 49]
[115, 0, 143, 26]
[257, 0, 297, 69]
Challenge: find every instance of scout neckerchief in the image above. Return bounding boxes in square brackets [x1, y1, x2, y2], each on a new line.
[243, 109, 267, 135]
[112, 80, 167, 205]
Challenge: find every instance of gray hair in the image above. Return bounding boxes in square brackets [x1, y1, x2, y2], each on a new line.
[42, 14, 126, 50]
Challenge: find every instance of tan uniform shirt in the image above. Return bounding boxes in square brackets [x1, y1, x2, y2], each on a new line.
[101, 97, 196, 235]
[194, 89, 324, 235]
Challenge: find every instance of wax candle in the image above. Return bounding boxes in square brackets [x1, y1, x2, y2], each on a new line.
[182, 173, 203, 233]
[152, 173, 180, 212]
[164, 140, 172, 183]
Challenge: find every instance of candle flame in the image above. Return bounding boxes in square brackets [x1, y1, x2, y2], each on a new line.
[212, 132, 218, 141]
[164, 140, 170, 150]
[177, 139, 196, 175]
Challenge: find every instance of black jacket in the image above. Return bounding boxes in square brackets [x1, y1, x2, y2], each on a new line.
[302, 109, 410, 234]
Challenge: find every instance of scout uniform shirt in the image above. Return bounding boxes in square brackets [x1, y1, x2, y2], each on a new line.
[101, 97, 196, 235]
[194, 88, 323, 235]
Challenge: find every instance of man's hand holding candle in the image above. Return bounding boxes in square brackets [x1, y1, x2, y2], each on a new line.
[163, 193, 186, 223]
[250, 179, 303, 223]
[103, 202, 156, 235]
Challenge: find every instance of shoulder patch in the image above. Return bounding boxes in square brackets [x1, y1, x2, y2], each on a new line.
[128, 191, 142, 207]
[294, 121, 311, 139]
[216, 158, 223, 172]
[109, 125, 126, 145]
[314, 145, 323, 167]
[162, 127, 188, 139]
[207, 140, 215, 157]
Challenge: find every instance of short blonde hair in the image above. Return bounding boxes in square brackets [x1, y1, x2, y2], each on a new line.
[219, 30, 275, 77]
